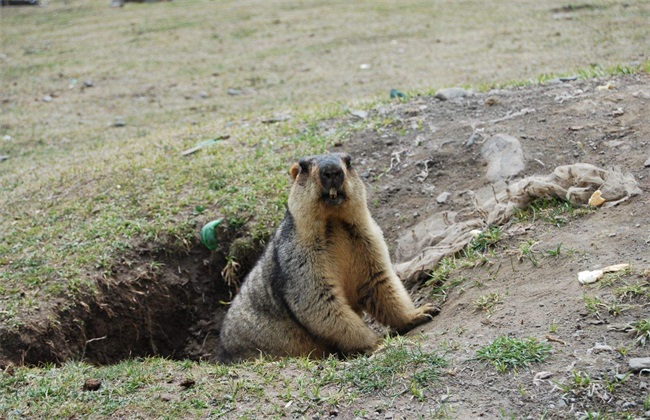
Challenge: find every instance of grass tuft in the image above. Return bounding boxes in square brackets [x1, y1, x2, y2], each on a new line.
[476, 336, 552, 373]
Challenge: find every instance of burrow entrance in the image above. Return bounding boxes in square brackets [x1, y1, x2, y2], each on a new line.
[0, 229, 265, 367]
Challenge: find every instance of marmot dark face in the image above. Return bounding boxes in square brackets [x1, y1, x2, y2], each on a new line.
[289, 152, 362, 206]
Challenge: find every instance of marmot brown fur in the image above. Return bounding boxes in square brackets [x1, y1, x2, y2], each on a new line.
[216, 153, 438, 364]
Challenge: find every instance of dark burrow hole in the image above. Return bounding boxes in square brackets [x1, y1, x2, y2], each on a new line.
[0, 231, 264, 367]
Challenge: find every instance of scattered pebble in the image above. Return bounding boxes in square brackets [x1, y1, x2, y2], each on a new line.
[436, 191, 451, 204]
[2, 135, 10, 141]
[84, 80, 94, 88]
[611, 107, 624, 117]
[480, 134, 525, 182]
[0, 155, 9, 162]
[113, 116, 126, 127]
[42, 95, 53, 102]
[262, 113, 291, 124]
[359, 63, 371, 70]
[465, 130, 484, 147]
[644, 156, 650, 167]
[349, 109, 368, 119]
[629, 357, 650, 372]
[590, 343, 613, 353]
[435, 87, 469, 101]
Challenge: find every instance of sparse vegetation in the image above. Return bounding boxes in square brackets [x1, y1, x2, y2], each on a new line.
[513, 197, 595, 227]
[626, 318, 650, 347]
[474, 292, 504, 313]
[517, 240, 539, 267]
[476, 336, 552, 373]
[470, 226, 502, 252]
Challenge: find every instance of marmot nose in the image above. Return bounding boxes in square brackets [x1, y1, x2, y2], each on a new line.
[319, 161, 344, 189]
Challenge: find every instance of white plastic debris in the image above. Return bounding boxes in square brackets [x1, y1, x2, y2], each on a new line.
[578, 263, 630, 284]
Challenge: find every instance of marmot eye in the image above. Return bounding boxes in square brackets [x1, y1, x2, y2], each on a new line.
[299, 160, 311, 173]
[342, 154, 352, 168]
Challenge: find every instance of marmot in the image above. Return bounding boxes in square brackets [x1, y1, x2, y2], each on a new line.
[216, 153, 438, 364]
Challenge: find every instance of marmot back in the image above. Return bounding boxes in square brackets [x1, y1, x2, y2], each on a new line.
[216, 153, 438, 364]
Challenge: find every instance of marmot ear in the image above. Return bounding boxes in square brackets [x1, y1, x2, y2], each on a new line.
[289, 163, 300, 181]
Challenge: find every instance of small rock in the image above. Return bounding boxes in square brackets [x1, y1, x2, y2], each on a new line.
[590, 343, 613, 353]
[436, 192, 451, 204]
[349, 110, 368, 119]
[2, 135, 11, 141]
[644, 156, 650, 167]
[465, 130, 484, 147]
[480, 134, 525, 182]
[435, 87, 468, 101]
[262, 113, 291, 124]
[83, 378, 102, 391]
[111, 0, 124, 6]
[621, 401, 636, 409]
[84, 80, 94, 88]
[42, 95, 53, 102]
[113, 116, 126, 127]
[0, 155, 9, 162]
[198, 91, 209, 98]
[359, 63, 371, 70]
[629, 357, 650, 372]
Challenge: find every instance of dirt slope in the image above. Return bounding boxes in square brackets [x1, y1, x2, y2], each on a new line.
[335, 73, 650, 418]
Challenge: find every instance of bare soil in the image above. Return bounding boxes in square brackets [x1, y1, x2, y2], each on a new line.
[3, 73, 649, 417]
[340, 73, 650, 418]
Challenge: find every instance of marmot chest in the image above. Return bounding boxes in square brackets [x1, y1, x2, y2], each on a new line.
[318, 221, 372, 302]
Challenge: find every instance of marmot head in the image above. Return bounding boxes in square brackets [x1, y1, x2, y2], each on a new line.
[288, 153, 367, 220]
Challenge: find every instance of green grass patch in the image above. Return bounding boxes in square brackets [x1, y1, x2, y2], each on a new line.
[476, 336, 552, 373]
[469, 226, 502, 253]
[340, 337, 446, 397]
[513, 197, 595, 228]
[0, 337, 445, 417]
